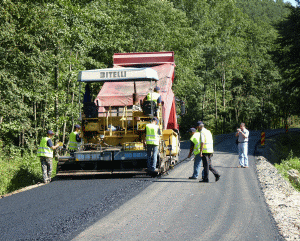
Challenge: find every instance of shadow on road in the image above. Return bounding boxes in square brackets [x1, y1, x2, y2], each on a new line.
[153, 180, 202, 183]
[213, 165, 241, 169]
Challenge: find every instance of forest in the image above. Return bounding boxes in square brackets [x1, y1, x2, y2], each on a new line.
[0, 0, 300, 155]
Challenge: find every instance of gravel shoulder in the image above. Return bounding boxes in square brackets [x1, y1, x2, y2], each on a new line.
[255, 151, 300, 240]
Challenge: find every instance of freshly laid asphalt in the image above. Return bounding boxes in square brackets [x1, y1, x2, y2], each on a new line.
[0, 130, 287, 241]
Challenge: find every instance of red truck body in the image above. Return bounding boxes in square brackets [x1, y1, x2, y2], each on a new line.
[95, 51, 178, 130]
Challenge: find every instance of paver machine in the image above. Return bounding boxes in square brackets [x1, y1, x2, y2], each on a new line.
[56, 51, 180, 176]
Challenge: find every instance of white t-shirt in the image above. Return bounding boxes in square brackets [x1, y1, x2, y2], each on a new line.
[238, 128, 249, 143]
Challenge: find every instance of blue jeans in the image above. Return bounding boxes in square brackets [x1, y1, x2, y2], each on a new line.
[147, 145, 159, 172]
[191, 154, 202, 178]
[238, 142, 248, 167]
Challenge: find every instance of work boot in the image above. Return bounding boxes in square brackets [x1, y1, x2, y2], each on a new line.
[199, 179, 209, 183]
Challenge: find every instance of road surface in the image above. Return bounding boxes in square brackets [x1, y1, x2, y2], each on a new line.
[0, 130, 285, 240]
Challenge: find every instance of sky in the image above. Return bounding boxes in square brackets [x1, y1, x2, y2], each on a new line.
[283, 0, 298, 6]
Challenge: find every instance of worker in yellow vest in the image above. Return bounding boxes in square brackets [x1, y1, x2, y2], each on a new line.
[37, 130, 60, 183]
[197, 121, 220, 183]
[146, 86, 162, 106]
[145, 117, 161, 176]
[143, 86, 162, 117]
[69, 124, 81, 156]
[187, 128, 202, 179]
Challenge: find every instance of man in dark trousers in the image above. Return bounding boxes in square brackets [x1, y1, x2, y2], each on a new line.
[196, 121, 220, 183]
[37, 130, 60, 183]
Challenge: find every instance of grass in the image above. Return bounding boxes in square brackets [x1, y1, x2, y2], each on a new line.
[263, 132, 300, 164]
[270, 131, 300, 191]
[275, 152, 300, 191]
[275, 153, 300, 191]
[0, 149, 58, 196]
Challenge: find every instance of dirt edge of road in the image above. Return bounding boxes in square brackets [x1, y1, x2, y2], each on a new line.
[0, 182, 45, 199]
[255, 145, 300, 240]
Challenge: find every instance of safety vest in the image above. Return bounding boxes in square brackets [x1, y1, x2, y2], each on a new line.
[147, 92, 160, 104]
[69, 131, 79, 150]
[201, 128, 214, 153]
[190, 132, 201, 155]
[146, 124, 160, 145]
[37, 137, 53, 158]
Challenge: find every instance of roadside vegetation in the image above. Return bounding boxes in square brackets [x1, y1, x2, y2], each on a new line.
[0, 146, 58, 196]
[276, 153, 300, 191]
[262, 130, 300, 191]
[0, 150, 41, 196]
[0, 0, 299, 195]
[273, 133, 300, 191]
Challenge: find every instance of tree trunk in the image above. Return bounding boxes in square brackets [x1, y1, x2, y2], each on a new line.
[34, 102, 37, 147]
[55, 66, 59, 134]
[54, 47, 59, 135]
[202, 92, 205, 120]
[221, 68, 226, 109]
[215, 83, 217, 131]
[43, 87, 48, 130]
[235, 107, 239, 123]
[62, 120, 67, 144]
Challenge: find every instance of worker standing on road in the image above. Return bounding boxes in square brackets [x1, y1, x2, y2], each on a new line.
[197, 121, 220, 183]
[146, 117, 161, 176]
[69, 124, 81, 156]
[187, 128, 202, 179]
[37, 130, 60, 184]
[236, 123, 249, 168]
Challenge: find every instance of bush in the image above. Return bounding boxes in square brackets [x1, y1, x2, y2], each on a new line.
[275, 151, 300, 191]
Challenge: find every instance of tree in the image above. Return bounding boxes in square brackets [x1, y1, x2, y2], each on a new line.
[274, 5, 300, 118]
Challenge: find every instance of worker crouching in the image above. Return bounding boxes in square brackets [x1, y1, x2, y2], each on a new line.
[145, 117, 161, 176]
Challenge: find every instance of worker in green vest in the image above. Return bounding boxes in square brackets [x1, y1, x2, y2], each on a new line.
[187, 128, 202, 179]
[145, 117, 161, 176]
[146, 86, 162, 106]
[37, 130, 60, 183]
[197, 121, 220, 183]
[144, 86, 162, 117]
[69, 124, 81, 156]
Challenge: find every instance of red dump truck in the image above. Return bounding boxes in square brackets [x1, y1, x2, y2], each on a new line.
[57, 51, 181, 176]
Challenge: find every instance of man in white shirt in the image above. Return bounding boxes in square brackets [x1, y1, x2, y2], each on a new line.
[235, 123, 249, 168]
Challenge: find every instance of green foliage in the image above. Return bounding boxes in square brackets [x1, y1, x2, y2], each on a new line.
[275, 151, 300, 191]
[0, 144, 60, 195]
[273, 6, 300, 114]
[0, 148, 42, 195]
[0, 0, 293, 145]
[172, 0, 290, 134]
[0, 0, 299, 193]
